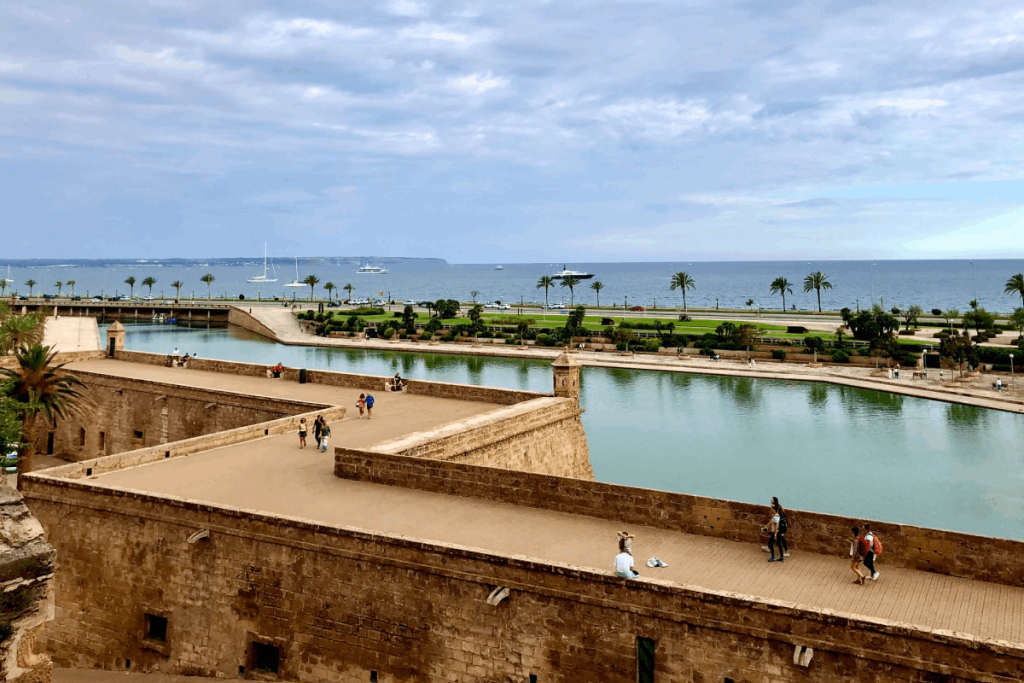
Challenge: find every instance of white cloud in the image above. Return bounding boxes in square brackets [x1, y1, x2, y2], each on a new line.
[0, 61, 25, 71]
[430, 31, 468, 43]
[114, 46, 203, 70]
[875, 98, 947, 109]
[450, 72, 506, 93]
[388, 1, 426, 17]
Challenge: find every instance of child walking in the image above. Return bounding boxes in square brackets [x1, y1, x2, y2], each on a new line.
[356, 394, 366, 418]
[320, 423, 332, 453]
[298, 418, 307, 448]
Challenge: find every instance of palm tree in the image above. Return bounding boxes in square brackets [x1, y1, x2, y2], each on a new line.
[343, 283, 355, 301]
[142, 276, 157, 295]
[302, 274, 320, 301]
[0, 311, 45, 355]
[590, 280, 604, 307]
[0, 280, 7, 297]
[745, 299, 755, 308]
[55, 281, 64, 297]
[669, 271, 695, 311]
[1, 343, 86, 485]
[536, 276, 554, 308]
[66, 280, 76, 296]
[802, 272, 833, 313]
[770, 276, 793, 311]
[561, 276, 581, 306]
[123, 276, 136, 298]
[1005, 273, 1024, 308]
[324, 282, 336, 301]
[170, 280, 183, 301]
[25, 279, 36, 296]
[200, 273, 215, 299]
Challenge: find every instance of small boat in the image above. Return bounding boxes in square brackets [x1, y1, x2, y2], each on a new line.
[357, 264, 388, 274]
[247, 243, 278, 283]
[284, 257, 304, 288]
[551, 265, 594, 280]
[495, 265, 503, 271]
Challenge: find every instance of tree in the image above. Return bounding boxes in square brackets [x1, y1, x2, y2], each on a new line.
[940, 331, 977, 378]
[1005, 273, 1024, 308]
[770, 277, 793, 311]
[962, 308, 996, 336]
[902, 305, 922, 330]
[1, 344, 86, 485]
[0, 280, 7, 297]
[536, 276, 554, 309]
[942, 309, 959, 332]
[66, 280, 76, 296]
[589, 281, 604, 307]
[468, 304, 483, 323]
[343, 283, 355, 301]
[323, 282, 336, 301]
[470, 290, 479, 303]
[843, 308, 898, 342]
[142, 276, 157, 295]
[302, 274, 320, 301]
[124, 276, 136, 297]
[0, 307, 45, 355]
[802, 272, 832, 313]
[200, 273, 215, 299]
[25, 279, 36, 296]
[55, 281, 63, 297]
[432, 299, 460, 319]
[561, 276, 581, 306]
[669, 272, 695, 311]
[1009, 307, 1024, 340]
[745, 299, 754, 308]
[170, 280, 183, 301]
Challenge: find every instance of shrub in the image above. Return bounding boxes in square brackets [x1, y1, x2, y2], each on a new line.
[536, 333, 558, 347]
[931, 308, 942, 316]
[478, 331, 493, 338]
[772, 349, 787, 361]
[350, 307, 385, 316]
[239, 294, 245, 300]
[644, 339, 661, 353]
[381, 328, 395, 339]
[678, 314, 691, 322]
[493, 332, 506, 339]
[933, 331, 949, 338]
[891, 307, 901, 315]
[831, 349, 851, 363]
[804, 336, 825, 353]
[399, 333, 408, 340]
[898, 329, 916, 336]
[616, 342, 628, 351]
[506, 337, 519, 345]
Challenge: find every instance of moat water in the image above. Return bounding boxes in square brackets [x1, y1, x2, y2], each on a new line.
[107, 323, 1024, 541]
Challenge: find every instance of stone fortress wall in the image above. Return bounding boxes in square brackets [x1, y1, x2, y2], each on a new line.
[20, 467, 1024, 683]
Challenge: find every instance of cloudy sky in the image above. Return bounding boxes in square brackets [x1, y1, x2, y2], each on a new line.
[2, 0, 1024, 262]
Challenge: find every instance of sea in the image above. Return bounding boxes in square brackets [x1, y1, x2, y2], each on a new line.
[3, 258, 1024, 313]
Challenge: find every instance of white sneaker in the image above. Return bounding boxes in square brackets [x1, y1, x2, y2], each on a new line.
[872, 571, 879, 581]
[783, 553, 790, 557]
[761, 545, 769, 553]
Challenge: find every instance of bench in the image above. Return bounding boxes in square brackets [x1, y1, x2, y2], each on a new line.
[912, 371, 926, 379]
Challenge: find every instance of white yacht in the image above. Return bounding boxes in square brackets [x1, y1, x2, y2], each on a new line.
[357, 263, 388, 274]
[551, 264, 594, 280]
[494, 265, 503, 270]
[284, 257, 304, 288]
[247, 244, 278, 283]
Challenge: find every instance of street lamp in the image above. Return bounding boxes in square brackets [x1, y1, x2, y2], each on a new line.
[870, 263, 876, 307]
[969, 261, 978, 305]
[1011, 353, 1015, 388]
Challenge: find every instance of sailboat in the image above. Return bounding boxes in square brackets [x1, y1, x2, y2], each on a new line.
[247, 244, 278, 283]
[284, 257, 304, 288]
[1, 266, 12, 287]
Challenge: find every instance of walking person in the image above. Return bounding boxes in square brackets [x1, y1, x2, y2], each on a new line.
[850, 526, 869, 584]
[320, 422, 332, 453]
[298, 418, 307, 449]
[313, 415, 323, 448]
[763, 506, 783, 562]
[356, 394, 366, 418]
[365, 393, 375, 419]
[618, 531, 635, 556]
[863, 524, 880, 581]
[771, 497, 790, 558]
[614, 548, 639, 579]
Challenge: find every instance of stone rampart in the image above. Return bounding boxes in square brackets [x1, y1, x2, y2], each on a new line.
[20, 474, 1024, 682]
[334, 449, 1024, 588]
[0, 350, 105, 371]
[369, 397, 593, 479]
[32, 370, 331, 463]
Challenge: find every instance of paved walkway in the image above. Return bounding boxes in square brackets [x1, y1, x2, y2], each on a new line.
[92, 438, 1024, 646]
[43, 317, 101, 353]
[236, 307, 1024, 414]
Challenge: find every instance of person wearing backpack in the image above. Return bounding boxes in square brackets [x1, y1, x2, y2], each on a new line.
[863, 523, 881, 581]
[365, 393, 375, 419]
[771, 497, 790, 558]
[850, 526, 869, 584]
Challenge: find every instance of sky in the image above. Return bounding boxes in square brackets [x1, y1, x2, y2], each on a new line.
[2, 0, 1024, 262]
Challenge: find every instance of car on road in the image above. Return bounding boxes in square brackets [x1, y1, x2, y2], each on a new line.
[484, 303, 510, 310]
[70, 295, 82, 301]
[326, 301, 340, 308]
[16, 295, 28, 301]
[91, 297, 103, 302]
[545, 302, 566, 309]
[42, 294, 55, 300]
[143, 296, 155, 301]
[629, 306, 645, 311]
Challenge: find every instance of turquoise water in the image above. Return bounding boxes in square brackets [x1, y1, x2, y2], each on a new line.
[107, 323, 1024, 540]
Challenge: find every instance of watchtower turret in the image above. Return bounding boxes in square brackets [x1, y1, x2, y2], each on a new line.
[551, 350, 580, 403]
[106, 320, 125, 356]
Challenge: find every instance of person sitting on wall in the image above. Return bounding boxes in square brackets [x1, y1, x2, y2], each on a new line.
[391, 372, 408, 392]
[271, 362, 284, 378]
[614, 548, 639, 579]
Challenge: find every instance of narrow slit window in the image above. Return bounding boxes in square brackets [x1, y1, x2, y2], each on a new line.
[637, 636, 655, 683]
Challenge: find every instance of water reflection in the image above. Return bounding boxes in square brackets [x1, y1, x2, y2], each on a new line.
[107, 323, 1024, 540]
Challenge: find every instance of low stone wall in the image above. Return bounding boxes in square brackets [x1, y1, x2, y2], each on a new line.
[21, 475, 1024, 682]
[38, 404, 346, 482]
[0, 350, 105, 370]
[334, 450, 1024, 587]
[368, 397, 593, 479]
[112, 350, 543, 405]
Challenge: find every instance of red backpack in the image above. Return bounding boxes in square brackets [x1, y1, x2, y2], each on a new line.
[858, 537, 871, 556]
[872, 535, 883, 556]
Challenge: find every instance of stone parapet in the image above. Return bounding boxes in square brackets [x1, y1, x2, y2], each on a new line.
[334, 449, 1024, 588]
